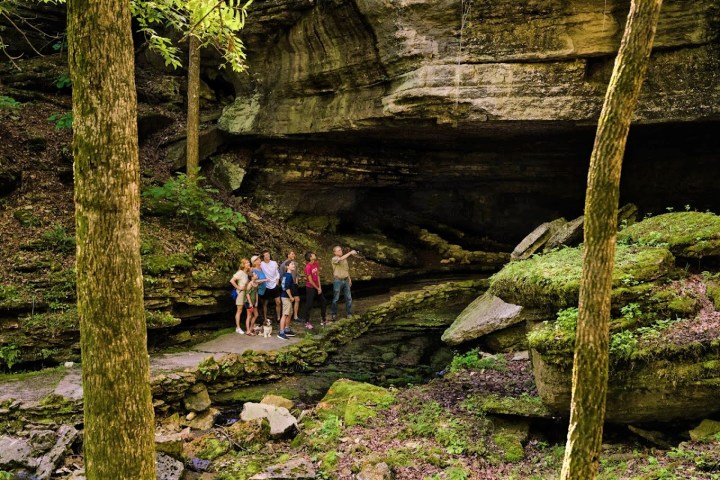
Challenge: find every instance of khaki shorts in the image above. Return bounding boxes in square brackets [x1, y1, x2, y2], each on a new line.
[281, 297, 293, 316]
[235, 290, 246, 306]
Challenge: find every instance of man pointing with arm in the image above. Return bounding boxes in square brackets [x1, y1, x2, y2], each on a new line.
[330, 245, 357, 321]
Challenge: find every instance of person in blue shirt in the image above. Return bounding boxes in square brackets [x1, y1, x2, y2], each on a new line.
[278, 261, 298, 339]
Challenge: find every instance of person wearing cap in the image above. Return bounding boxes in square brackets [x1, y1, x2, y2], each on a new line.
[259, 250, 282, 322]
[330, 245, 358, 320]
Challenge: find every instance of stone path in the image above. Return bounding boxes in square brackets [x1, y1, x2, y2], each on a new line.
[0, 278, 466, 406]
[0, 326, 305, 404]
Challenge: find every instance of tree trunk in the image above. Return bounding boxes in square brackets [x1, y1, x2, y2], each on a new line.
[560, 1, 662, 479]
[186, 34, 201, 181]
[67, 0, 156, 477]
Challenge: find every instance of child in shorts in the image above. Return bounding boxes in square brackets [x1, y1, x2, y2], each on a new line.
[244, 271, 260, 336]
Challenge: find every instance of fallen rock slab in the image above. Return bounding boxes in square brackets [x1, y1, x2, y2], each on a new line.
[511, 218, 566, 260]
[442, 292, 524, 346]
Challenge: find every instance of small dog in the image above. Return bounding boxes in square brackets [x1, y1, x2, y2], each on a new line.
[262, 318, 273, 338]
[253, 325, 262, 336]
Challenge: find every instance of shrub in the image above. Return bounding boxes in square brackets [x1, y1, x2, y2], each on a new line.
[0, 96, 22, 109]
[48, 112, 73, 129]
[41, 225, 76, 254]
[143, 173, 245, 232]
[449, 349, 508, 373]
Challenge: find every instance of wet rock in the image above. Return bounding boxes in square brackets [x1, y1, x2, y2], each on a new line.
[511, 218, 566, 260]
[249, 457, 315, 480]
[689, 419, 720, 442]
[441, 292, 523, 346]
[357, 462, 393, 480]
[241, 403, 298, 437]
[156, 452, 185, 480]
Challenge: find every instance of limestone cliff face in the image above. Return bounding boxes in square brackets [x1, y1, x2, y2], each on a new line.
[220, 0, 719, 135]
[215, 0, 720, 243]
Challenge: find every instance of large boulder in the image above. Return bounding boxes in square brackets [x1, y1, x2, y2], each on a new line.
[531, 348, 720, 423]
[441, 292, 525, 346]
[500, 212, 720, 423]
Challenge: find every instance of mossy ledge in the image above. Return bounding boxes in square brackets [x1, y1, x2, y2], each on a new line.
[152, 279, 486, 413]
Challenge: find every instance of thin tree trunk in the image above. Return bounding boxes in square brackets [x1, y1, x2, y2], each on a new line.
[67, 0, 156, 477]
[560, 1, 662, 479]
[186, 34, 201, 181]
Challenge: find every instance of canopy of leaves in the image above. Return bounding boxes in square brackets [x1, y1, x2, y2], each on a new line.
[132, 0, 252, 71]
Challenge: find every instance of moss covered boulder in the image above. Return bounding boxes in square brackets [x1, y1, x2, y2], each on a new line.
[490, 212, 720, 423]
[618, 211, 720, 259]
[316, 379, 395, 427]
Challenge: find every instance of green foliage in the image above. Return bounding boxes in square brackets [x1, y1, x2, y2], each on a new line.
[609, 330, 637, 361]
[41, 225, 75, 254]
[318, 415, 343, 443]
[0, 95, 22, 109]
[48, 111, 73, 129]
[0, 285, 20, 303]
[54, 73, 72, 89]
[0, 344, 20, 370]
[0, 471, 13, 480]
[145, 310, 181, 328]
[620, 302, 642, 320]
[556, 307, 579, 333]
[142, 173, 246, 232]
[449, 349, 508, 372]
[142, 252, 193, 275]
[131, 0, 252, 72]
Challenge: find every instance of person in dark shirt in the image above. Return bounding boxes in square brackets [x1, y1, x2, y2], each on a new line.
[278, 261, 298, 340]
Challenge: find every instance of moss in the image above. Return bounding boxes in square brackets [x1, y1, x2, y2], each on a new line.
[489, 245, 674, 309]
[142, 252, 193, 275]
[316, 379, 395, 427]
[146, 310, 181, 329]
[463, 393, 552, 418]
[618, 211, 720, 258]
[706, 281, 720, 310]
[492, 432, 525, 462]
[198, 437, 231, 460]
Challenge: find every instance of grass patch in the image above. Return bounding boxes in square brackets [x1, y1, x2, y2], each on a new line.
[449, 349, 508, 373]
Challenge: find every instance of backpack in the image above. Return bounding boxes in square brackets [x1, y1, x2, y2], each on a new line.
[230, 288, 238, 300]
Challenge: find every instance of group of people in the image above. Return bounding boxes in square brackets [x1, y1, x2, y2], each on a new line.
[230, 246, 359, 340]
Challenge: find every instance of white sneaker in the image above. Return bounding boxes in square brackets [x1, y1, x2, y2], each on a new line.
[236, 327, 244, 334]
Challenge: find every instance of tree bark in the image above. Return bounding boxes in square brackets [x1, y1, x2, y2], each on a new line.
[67, 0, 156, 478]
[560, 1, 662, 479]
[186, 34, 201, 181]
